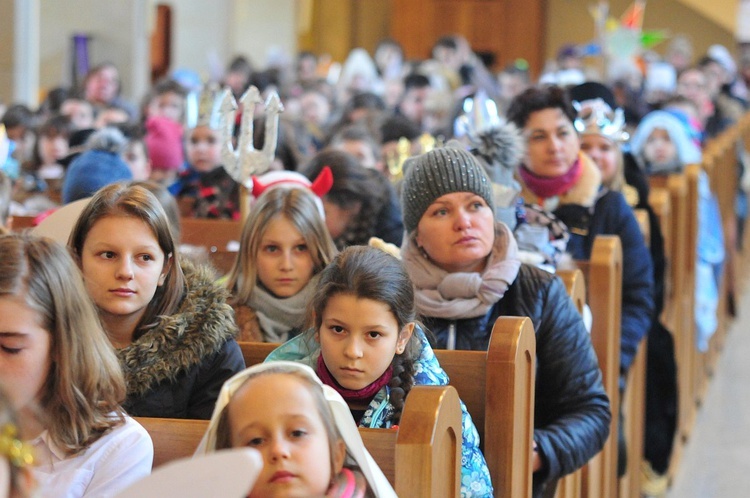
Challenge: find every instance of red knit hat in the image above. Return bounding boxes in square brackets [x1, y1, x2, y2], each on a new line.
[145, 115, 184, 171]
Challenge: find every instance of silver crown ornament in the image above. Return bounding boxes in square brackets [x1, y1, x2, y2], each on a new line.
[219, 86, 284, 188]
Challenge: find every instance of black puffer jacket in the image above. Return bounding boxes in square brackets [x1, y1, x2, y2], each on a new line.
[118, 260, 245, 419]
[424, 264, 611, 497]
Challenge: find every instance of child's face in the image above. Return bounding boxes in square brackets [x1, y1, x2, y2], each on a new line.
[229, 373, 345, 498]
[643, 128, 677, 165]
[38, 134, 68, 165]
[580, 134, 618, 185]
[61, 99, 95, 130]
[300, 92, 330, 127]
[187, 126, 222, 173]
[80, 215, 170, 332]
[149, 92, 184, 123]
[322, 199, 361, 240]
[124, 141, 151, 181]
[317, 294, 413, 390]
[0, 296, 52, 415]
[334, 139, 379, 171]
[256, 216, 315, 298]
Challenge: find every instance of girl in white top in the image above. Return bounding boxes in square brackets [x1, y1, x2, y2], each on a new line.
[0, 234, 153, 498]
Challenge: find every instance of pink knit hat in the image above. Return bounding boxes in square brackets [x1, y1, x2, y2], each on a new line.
[145, 115, 184, 171]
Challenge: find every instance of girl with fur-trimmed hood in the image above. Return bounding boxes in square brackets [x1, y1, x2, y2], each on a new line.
[69, 182, 245, 419]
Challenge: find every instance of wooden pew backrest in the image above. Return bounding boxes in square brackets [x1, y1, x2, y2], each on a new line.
[239, 341, 278, 367]
[435, 316, 536, 498]
[136, 384, 463, 496]
[240, 318, 537, 497]
[135, 417, 208, 468]
[575, 235, 622, 498]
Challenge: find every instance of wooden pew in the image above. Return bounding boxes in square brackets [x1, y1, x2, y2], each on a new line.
[239, 341, 277, 367]
[619, 211, 650, 498]
[649, 173, 695, 466]
[135, 417, 209, 469]
[648, 188, 672, 331]
[179, 217, 242, 275]
[434, 316, 536, 498]
[239, 315, 538, 498]
[558, 239, 646, 498]
[553, 268, 587, 498]
[8, 215, 36, 231]
[574, 236, 622, 498]
[135, 383, 463, 496]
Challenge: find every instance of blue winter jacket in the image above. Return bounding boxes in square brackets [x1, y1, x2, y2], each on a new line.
[265, 329, 493, 497]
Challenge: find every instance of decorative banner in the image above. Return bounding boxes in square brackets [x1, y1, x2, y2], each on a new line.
[72, 33, 90, 88]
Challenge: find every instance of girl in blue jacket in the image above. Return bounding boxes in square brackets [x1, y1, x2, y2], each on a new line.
[267, 245, 492, 497]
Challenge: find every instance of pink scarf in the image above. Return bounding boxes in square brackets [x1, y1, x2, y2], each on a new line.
[326, 467, 368, 498]
[518, 156, 583, 200]
[316, 355, 393, 404]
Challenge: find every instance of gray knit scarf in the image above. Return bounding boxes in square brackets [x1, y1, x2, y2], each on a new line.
[401, 222, 522, 319]
[249, 274, 320, 343]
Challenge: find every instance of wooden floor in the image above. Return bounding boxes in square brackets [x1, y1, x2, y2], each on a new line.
[666, 285, 750, 497]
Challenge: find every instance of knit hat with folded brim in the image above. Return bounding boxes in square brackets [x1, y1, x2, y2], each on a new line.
[401, 146, 494, 233]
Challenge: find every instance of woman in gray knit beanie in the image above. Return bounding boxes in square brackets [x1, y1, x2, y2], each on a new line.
[399, 145, 520, 315]
[399, 144, 611, 498]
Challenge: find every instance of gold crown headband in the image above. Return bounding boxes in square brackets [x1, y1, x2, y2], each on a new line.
[0, 423, 34, 468]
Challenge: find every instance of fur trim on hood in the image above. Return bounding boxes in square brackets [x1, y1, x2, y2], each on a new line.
[518, 152, 602, 211]
[118, 259, 238, 397]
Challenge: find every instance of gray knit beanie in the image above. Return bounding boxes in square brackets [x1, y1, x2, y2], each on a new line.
[401, 146, 494, 233]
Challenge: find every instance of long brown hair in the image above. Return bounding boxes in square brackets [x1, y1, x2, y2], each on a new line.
[68, 182, 185, 339]
[0, 234, 126, 455]
[309, 246, 421, 419]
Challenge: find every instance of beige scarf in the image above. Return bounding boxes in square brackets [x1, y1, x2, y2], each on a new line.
[401, 222, 521, 319]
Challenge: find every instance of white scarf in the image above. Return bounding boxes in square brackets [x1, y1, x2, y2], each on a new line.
[401, 222, 521, 319]
[249, 275, 319, 343]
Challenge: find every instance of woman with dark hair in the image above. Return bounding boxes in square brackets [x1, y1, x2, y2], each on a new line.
[507, 85, 653, 388]
[303, 149, 403, 248]
[507, 84, 654, 478]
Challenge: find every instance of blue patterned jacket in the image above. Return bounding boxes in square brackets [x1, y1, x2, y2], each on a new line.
[266, 329, 493, 497]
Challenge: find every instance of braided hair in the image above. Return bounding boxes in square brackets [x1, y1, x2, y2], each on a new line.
[309, 246, 420, 420]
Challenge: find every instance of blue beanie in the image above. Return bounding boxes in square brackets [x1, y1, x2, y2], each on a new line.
[62, 149, 133, 203]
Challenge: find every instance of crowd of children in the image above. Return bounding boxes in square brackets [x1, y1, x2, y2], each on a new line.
[0, 31, 745, 498]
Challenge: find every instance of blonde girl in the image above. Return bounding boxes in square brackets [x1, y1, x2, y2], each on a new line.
[197, 361, 395, 498]
[225, 186, 337, 342]
[0, 234, 152, 497]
